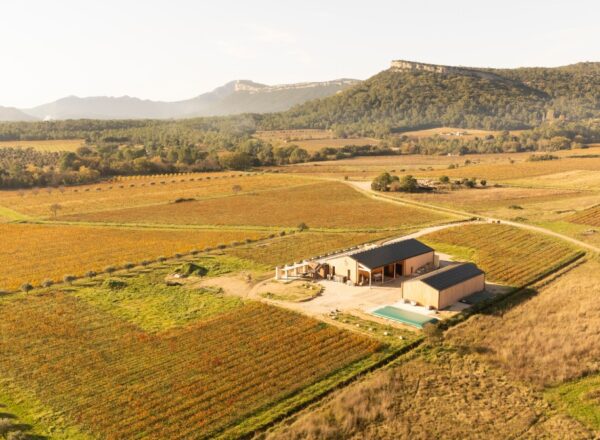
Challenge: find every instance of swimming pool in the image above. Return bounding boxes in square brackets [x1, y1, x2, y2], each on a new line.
[372, 306, 438, 329]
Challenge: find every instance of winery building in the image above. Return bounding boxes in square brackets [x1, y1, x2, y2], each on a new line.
[326, 239, 435, 286]
[401, 263, 485, 309]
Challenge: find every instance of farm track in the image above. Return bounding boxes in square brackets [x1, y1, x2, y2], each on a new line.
[344, 179, 600, 254]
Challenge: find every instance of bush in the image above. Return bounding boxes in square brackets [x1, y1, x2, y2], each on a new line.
[63, 275, 76, 284]
[439, 175, 450, 184]
[509, 205, 524, 210]
[173, 253, 183, 259]
[85, 270, 97, 278]
[41, 279, 54, 288]
[190, 249, 200, 256]
[104, 265, 116, 274]
[103, 278, 127, 290]
[298, 222, 309, 231]
[216, 243, 227, 250]
[20, 283, 33, 293]
[123, 262, 135, 270]
[157, 256, 167, 262]
[176, 262, 208, 277]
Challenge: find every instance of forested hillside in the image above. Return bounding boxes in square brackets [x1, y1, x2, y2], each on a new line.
[260, 63, 600, 136]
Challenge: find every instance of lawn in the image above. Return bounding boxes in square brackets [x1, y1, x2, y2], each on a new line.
[0, 292, 381, 439]
[0, 223, 266, 291]
[421, 223, 583, 287]
[63, 181, 451, 229]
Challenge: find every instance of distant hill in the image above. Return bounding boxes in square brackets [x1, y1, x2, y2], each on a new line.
[260, 60, 600, 135]
[0, 106, 38, 122]
[14, 79, 358, 121]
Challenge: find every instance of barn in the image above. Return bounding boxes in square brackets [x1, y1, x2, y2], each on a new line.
[401, 263, 485, 309]
[326, 239, 435, 286]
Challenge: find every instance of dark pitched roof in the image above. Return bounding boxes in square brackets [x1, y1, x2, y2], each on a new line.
[351, 239, 433, 269]
[419, 263, 484, 291]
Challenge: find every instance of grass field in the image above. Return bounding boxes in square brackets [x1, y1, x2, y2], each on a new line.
[228, 231, 395, 266]
[421, 223, 582, 287]
[254, 130, 381, 152]
[0, 173, 305, 219]
[0, 138, 84, 152]
[448, 259, 600, 386]
[547, 374, 600, 431]
[73, 260, 253, 332]
[278, 146, 600, 182]
[0, 292, 381, 439]
[398, 126, 525, 140]
[61, 181, 451, 229]
[267, 346, 589, 439]
[0, 223, 266, 291]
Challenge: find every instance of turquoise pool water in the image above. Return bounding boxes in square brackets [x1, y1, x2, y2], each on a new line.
[372, 306, 438, 329]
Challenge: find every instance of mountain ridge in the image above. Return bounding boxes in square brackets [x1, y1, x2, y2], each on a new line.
[12, 78, 358, 121]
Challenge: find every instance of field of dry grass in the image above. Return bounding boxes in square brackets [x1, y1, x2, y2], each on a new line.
[0, 223, 265, 290]
[0, 138, 84, 152]
[447, 260, 600, 387]
[0, 173, 306, 219]
[279, 146, 600, 183]
[62, 181, 451, 229]
[398, 126, 525, 140]
[394, 186, 580, 212]
[266, 347, 591, 440]
[255, 129, 380, 152]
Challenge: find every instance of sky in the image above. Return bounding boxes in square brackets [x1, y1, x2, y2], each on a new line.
[1, 0, 599, 108]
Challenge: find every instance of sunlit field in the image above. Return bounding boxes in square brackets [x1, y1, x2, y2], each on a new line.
[0, 138, 84, 152]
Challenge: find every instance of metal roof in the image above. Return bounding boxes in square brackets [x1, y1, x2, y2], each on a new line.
[419, 263, 484, 291]
[350, 239, 434, 270]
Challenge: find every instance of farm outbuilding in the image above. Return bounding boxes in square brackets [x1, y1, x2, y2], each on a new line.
[401, 263, 485, 309]
[326, 239, 435, 286]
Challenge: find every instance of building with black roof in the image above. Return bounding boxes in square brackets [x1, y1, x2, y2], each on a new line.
[402, 262, 486, 309]
[325, 238, 435, 286]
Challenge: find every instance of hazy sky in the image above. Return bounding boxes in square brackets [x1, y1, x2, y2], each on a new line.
[1, 0, 599, 108]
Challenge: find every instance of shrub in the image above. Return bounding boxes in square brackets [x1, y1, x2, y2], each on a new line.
[480, 179, 487, 186]
[298, 222, 309, 231]
[123, 262, 135, 270]
[140, 260, 151, 267]
[509, 205, 524, 210]
[20, 283, 33, 293]
[190, 249, 200, 256]
[157, 256, 167, 262]
[173, 253, 183, 259]
[85, 270, 97, 278]
[63, 275, 76, 284]
[103, 278, 127, 290]
[176, 262, 208, 277]
[439, 175, 450, 184]
[279, 231, 286, 237]
[104, 265, 116, 274]
[41, 279, 54, 288]
[216, 244, 227, 250]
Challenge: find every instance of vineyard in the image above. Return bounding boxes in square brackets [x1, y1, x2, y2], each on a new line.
[0, 224, 265, 291]
[63, 181, 451, 229]
[569, 205, 600, 227]
[422, 223, 583, 287]
[0, 294, 381, 439]
[228, 231, 395, 266]
[0, 172, 308, 219]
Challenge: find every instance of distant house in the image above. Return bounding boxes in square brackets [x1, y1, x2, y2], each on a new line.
[402, 263, 485, 309]
[326, 239, 435, 286]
